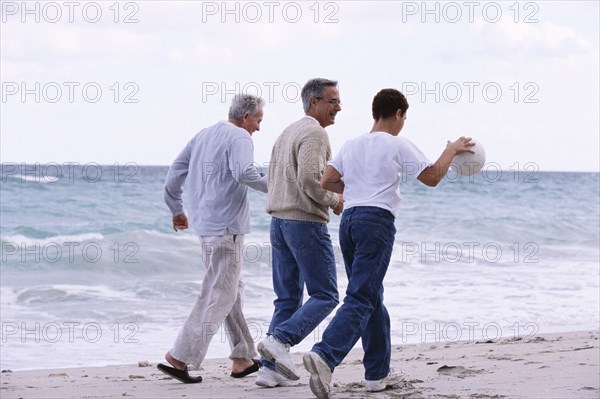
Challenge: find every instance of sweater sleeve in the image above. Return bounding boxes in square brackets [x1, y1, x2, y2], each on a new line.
[296, 130, 339, 208]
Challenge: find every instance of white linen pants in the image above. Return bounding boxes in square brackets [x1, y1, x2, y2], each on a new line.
[170, 234, 257, 368]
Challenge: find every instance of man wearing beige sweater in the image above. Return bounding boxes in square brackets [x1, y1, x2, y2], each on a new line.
[255, 78, 344, 387]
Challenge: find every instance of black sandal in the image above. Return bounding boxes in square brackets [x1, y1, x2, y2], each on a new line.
[230, 359, 261, 378]
[157, 363, 203, 383]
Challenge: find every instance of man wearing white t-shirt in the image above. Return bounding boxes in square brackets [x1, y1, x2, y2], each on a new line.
[302, 88, 474, 399]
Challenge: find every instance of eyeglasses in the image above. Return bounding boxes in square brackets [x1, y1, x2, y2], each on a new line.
[315, 97, 342, 106]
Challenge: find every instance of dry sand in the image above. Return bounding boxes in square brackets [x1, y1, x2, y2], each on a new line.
[2, 330, 598, 399]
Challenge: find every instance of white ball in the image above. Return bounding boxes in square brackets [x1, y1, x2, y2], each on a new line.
[451, 139, 486, 176]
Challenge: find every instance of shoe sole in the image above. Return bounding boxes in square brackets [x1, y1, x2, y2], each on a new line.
[255, 379, 292, 388]
[257, 342, 300, 381]
[254, 371, 293, 389]
[366, 377, 404, 392]
[255, 379, 276, 388]
[303, 354, 331, 399]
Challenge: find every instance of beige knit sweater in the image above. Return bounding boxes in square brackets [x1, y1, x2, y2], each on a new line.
[266, 116, 339, 223]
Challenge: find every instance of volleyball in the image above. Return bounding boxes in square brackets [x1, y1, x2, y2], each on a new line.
[452, 139, 486, 176]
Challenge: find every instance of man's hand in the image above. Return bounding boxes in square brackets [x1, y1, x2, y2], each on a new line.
[172, 214, 189, 232]
[332, 194, 344, 216]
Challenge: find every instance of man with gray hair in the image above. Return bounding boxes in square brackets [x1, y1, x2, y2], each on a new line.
[158, 94, 267, 383]
[255, 78, 343, 387]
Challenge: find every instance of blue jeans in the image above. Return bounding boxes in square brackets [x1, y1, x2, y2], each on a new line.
[311, 207, 396, 381]
[263, 217, 339, 369]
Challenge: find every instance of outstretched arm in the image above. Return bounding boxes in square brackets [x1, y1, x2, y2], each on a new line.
[417, 136, 474, 187]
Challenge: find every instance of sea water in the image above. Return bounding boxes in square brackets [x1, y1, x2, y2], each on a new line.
[1, 164, 598, 370]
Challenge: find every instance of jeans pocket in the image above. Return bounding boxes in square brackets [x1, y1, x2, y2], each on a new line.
[356, 221, 395, 249]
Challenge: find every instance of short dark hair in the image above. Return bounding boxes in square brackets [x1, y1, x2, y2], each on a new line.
[372, 88, 409, 120]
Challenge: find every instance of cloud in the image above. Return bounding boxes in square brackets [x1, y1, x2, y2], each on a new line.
[1, 1, 597, 170]
[472, 19, 595, 59]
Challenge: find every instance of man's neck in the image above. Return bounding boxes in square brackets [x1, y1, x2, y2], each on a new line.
[370, 120, 398, 136]
[228, 118, 243, 128]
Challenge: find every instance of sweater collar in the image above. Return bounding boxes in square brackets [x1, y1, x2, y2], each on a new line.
[303, 115, 320, 125]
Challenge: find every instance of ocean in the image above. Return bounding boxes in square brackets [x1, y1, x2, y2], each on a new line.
[1, 164, 598, 371]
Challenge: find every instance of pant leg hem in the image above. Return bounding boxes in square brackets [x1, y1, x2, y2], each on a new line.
[311, 348, 335, 372]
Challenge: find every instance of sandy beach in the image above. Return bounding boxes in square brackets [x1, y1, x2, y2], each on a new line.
[1, 330, 598, 399]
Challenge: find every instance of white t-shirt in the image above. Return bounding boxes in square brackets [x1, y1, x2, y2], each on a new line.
[329, 132, 431, 216]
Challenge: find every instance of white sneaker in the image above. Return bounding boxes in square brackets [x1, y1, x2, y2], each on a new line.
[255, 366, 293, 388]
[365, 370, 405, 392]
[303, 352, 333, 399]
[257, 337, 300, 380]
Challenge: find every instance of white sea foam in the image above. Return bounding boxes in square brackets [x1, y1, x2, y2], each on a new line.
[18, 175, 60, 184]
[140, 229, 199, 243]
[14, 284, 138, 304]
[1, 233, 105, 246]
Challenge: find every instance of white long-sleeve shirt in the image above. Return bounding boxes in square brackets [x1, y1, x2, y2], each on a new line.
[164, 121, 267, 236]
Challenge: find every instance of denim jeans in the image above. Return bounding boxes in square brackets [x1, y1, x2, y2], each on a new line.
[311, 207, 396, 381]
[262, 217, 339, 369]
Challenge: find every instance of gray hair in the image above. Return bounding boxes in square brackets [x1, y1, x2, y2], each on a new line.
[301, 78, 338, 112]
[228, 94, 265, 119]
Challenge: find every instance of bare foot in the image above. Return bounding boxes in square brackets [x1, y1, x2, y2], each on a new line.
[231, 357, 255, 374]
[165, 352, 186, 371]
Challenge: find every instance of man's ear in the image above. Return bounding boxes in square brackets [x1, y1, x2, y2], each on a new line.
[396, 109, 404, 119]
[242, 111, 250, 121]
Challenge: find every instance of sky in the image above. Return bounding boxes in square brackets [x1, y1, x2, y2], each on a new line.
[1, 0, 599, 172]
